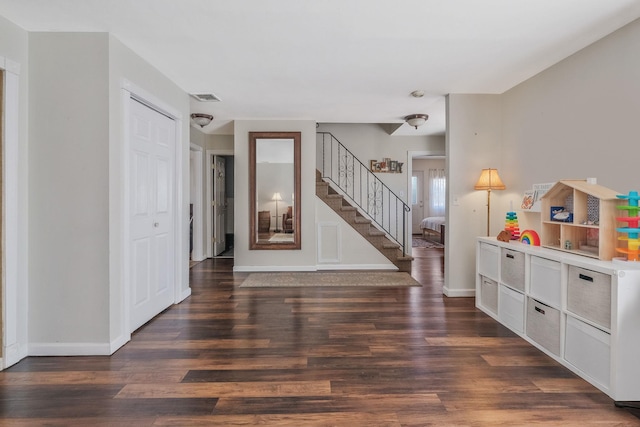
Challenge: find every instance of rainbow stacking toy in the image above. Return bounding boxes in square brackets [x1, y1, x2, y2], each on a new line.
[505, 211, 520, 240]
[616, 191, 640, 261]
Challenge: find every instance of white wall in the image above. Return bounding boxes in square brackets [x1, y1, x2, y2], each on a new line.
[28, 33, 111, 351]
[233, 120, 317, 271]
[317, 123, 445, 202]
[315, 200, 395, 269]
[446, 94, 502, 297]
[108, 35, 190, 350]
[501, 17, 640, 218]
[24, 32, 190, 355]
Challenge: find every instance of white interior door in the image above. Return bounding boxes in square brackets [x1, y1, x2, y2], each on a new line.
[129, 99, 175, 331]
[213, 156, 226, 255]
[411, 170, 424, 232]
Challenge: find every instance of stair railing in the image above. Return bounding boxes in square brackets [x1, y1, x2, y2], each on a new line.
[317, 132, 410, 256]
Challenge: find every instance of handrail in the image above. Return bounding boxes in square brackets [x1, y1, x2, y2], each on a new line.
[317, 132, 410, 256]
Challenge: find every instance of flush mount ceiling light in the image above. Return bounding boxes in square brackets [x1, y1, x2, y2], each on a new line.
[190, 113, 213, 128]
[404, 114, 429, 129]
[410, 90, 425, 98]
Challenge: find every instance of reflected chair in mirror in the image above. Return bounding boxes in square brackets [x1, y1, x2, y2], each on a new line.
[283, 206, 293, 233]
[258, 210, 271, 233]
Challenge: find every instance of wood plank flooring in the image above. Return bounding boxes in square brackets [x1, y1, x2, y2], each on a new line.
[1, 247, 639, 426]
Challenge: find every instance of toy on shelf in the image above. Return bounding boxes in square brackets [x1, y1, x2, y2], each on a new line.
[504, 208, 520, 240]
[519, 229, 540, 246]
[616, 190, 640, 261]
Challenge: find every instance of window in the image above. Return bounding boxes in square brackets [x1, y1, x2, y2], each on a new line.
[429, 169, 446, 216]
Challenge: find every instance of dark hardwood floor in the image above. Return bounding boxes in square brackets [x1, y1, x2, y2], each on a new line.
[1, 247, 639, 426]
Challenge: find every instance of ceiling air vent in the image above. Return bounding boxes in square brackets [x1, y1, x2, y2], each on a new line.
[191, 93, 221, 102]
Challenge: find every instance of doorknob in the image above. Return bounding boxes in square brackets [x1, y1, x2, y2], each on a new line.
[153, 222, 159, 228]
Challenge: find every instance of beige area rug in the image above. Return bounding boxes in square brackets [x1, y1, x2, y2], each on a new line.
[269, 233, 294, 243]
[412, 236, 444, 248]
[239, 271, 421, 288]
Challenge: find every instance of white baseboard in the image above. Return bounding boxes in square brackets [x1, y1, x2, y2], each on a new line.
[109, 334, 131, 355]
[29, 342, 112, 356]
[2, 342, 27, 369]
[179, 287, 192, 302]
[443, 286, 476, 298]
[233, 265, 317, 272]
[234, 264, 398, 272]
[316, 264, 397, 271]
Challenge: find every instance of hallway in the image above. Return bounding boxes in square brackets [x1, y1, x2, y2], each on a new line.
[0, 248, 637, 425]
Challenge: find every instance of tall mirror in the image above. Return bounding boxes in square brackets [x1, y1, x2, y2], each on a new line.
[249, 131, 301, 250]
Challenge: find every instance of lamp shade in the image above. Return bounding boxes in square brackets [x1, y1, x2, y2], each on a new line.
[404, 114, 429, 129]
[190, 113, 213, 127]
[474, 168, 506, 190]
[271, 192, 283, 201]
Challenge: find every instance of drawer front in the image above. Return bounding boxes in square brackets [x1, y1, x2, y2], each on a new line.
[567, 266, 611, 329]
[500, 248, 525, 291]
[530, 256, 561, 308]
[478, 243, 499, 281]
[526, 297, 561, 356]
[499, 284, 525, 333]
[565, 316, 611, 388]
[480, 276, 498, 314]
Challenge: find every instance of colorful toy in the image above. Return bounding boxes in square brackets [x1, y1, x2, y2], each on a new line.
[520, 229, 540, 246]
[504, 211, 520, 240]
[497, 230, 512, 242]
[616, 191, 640, 261]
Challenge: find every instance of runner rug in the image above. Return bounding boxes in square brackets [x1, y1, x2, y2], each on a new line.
[239, 271, 421, 288]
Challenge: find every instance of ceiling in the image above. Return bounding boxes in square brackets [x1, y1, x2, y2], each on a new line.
[2, 0, 640, 136]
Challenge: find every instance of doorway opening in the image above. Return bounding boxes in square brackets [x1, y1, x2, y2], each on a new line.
[206, 152, 235, 259]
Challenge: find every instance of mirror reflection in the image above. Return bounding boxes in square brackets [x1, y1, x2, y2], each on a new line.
[249, 132, 301, 250]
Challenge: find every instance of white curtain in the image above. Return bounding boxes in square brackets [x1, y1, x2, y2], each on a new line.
[429, 168, 446, 216]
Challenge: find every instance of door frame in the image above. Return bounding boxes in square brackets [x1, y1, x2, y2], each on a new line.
[2, 57, 25, 368]
[118, 80, 186, 350]
[411, 169, 425, 232]
[190, 143, 204, 261]
[206, 149, 233, 258]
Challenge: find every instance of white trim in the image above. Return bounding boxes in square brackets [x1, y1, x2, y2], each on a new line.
[316, 264, 398, 271]
[109, 334, 130, 355]
[29, 342, 112, 356]
[189, 144, 205, 261]
[180, 287, 192, 301]
[2, 63, 27, 368]
[0, 56, 20, 75]
[120, 80, 185, 341]
[317, 222, 341, 264]
[233, 265, 317, 272]
[206, 149, 234, 258]
[443, 286, 475, 297]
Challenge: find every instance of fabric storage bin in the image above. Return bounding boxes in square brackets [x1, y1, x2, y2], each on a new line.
[499, 284, 525, 333]
[567, 266, 611, 329]
[530, 256, 561, 308]
[565, 316, 611, 388]
[480, 276, 498, 314]
[478, 243, 499, 281]
[500, 248, 525, 291]
[526, 297, 561, 356]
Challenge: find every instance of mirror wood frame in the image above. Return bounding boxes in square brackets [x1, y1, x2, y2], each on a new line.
[249, 131, 301, 250]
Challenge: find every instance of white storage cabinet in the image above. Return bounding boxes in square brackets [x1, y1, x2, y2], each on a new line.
[476, 237, 640, 401]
